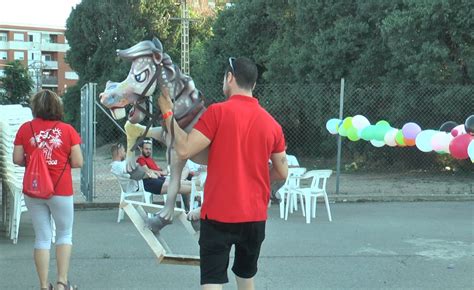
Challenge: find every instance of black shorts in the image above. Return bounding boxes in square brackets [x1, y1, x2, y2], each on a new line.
[199, 219, 266, 285]
[142, 177, 166, 195]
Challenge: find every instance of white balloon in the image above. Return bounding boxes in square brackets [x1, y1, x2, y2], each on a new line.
[468, 140, 474, 162]
[440, 133, 454, 153]
[384, 128, 398, 147]
[326, 118, 341, 135]
[431, 132, 448, 151]
[415, 130, 437, 152]
[451, 124, 466, 137]
[352, 115, 371, 130]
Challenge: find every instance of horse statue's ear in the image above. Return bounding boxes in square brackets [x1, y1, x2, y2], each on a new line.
[151, 37, 164, 65]
[152, 37, 163, 51]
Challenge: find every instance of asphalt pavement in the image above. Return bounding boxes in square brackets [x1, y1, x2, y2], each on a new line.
[1, 201, 473, 289]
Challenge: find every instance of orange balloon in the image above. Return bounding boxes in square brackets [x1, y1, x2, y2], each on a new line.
[404, 137, 416, 146]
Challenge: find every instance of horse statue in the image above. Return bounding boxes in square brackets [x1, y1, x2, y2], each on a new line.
[99, 37, 206, 232]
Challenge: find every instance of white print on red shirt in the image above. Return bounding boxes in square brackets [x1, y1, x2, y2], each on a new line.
[29, 128, 63, 165]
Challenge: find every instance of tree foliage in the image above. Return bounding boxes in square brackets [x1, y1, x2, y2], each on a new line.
[190, 0, 473, 169]
[0, 61, 34, 104]
[194, 0, 473, 86]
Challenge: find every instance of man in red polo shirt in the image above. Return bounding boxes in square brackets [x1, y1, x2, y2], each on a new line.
[137, 139, 192, 200]
[158, 57, 288, 290]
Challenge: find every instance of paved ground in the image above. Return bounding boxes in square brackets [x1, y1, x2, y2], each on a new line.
[1, 201, 473, 289]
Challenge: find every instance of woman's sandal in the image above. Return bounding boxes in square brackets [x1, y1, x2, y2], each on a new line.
[40, 283, 54, 290]
[56, 281, 76, 290]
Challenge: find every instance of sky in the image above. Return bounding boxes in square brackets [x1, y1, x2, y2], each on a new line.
[0, 0, 82, 28]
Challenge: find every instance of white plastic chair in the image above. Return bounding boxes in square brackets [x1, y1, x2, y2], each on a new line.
[276, 167, 306, 219]
[189, 172, 207, 211]
[114, 175, 152, 223]
[285, 169, 333, 223]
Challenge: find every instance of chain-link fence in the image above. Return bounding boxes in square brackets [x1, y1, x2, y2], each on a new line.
[87, 82, 473, 202]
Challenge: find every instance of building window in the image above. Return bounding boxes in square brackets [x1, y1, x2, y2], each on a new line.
[14, 33, 24, 41]
[0, 32, 7, 41]
[49, 35, 58, 43]
[0, 51, 7, 60]
[42, 54, 52, 61]
[14, 51, 24, 60]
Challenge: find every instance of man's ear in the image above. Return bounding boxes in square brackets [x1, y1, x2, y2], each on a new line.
[226, 71, 233, 83]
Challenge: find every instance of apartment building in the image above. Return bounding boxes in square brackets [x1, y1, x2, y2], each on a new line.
[0, 24, 78, 95]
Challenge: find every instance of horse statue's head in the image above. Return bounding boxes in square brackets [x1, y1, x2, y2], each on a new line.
[100, 37, 203, 128]
[99, 37, 206, 233]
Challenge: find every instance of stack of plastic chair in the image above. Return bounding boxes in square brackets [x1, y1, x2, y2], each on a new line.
[0, 105, 33, 243]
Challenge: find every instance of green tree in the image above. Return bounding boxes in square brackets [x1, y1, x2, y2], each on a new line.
[380, 0, 473, 84]
[190, 0, 473, 169]
[0, 61, 34, 104]
[193, 0, 278, 93]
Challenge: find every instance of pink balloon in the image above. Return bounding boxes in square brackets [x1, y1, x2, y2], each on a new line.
[449, 134, 474, 159]
[431, 132, 447, 151]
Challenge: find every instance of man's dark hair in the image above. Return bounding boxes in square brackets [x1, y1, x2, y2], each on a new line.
[226, 57, 258, 90]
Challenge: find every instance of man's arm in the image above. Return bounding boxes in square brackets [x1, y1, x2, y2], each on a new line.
[158, 90, 210, 159]
[269, 151, 288, 181]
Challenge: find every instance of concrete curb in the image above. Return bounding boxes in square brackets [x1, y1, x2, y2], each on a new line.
[330, 194, 474, 203]
[72, 195, 474, 210]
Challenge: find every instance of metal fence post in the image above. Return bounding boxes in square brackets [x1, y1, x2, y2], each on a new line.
[336, 78, 345, 195]
[80, 83, 96, 202]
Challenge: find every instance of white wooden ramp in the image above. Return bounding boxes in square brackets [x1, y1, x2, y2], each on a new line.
[121, 200, 200, 266]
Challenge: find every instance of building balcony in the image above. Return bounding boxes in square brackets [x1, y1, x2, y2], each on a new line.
[0, 41, 69, 52]
[41, 76, 58, 86]
[43, 60, 58, 69]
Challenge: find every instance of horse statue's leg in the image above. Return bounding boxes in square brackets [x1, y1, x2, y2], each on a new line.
[146, 131, 187, 233]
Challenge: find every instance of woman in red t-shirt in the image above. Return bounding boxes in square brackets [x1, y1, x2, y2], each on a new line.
[13, 90, 83, 290]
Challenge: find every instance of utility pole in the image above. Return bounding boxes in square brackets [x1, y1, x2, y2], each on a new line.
[171, 0, 196, 75]
[180, 0, 190, 75]
[28, 61, 47, 93]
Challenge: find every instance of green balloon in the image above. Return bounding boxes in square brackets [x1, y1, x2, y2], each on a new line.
[347, 127, 360, 141]
[376, 120, 391, 127]
[395, 130, 405, 145]
[342, 117, 353, 130]
[361, 125, 375, 140]
[338, 125, 348, 137]
[374, 125, 391, 141]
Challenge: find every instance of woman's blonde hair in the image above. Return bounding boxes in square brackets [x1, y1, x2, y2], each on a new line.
[30, 89, 64, 120]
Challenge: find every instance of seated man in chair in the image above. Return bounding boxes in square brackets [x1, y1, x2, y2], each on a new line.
[110, 142, 192, 198]
[136, 139, 192, 209]
[111, 143, 141, 192]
